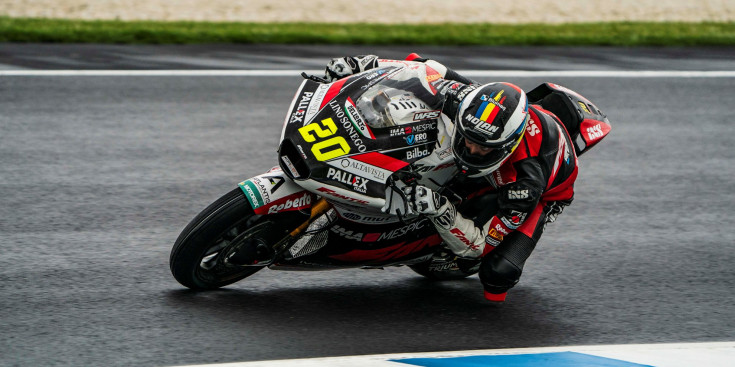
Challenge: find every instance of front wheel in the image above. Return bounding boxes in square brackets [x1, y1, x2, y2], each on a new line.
[170, 188, 267, 290]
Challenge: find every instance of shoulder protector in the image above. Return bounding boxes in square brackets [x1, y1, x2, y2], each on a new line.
[527, 83, 611, 156]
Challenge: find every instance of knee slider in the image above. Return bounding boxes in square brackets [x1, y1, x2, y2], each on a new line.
[479, 252, 522, 294]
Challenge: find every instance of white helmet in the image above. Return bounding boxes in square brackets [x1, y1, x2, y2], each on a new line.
[451, 82, 530, 177]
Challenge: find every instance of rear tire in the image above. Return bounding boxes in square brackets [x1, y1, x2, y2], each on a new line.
[170, 188, 266, 290]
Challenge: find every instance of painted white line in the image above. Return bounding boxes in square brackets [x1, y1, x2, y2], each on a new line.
[165, 341, 735, 367]
[1, 69, 735, 77]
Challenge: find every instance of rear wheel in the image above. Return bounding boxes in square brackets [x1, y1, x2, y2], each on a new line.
[169, 188, 268, 290]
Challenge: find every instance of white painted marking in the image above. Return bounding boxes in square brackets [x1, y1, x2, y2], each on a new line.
[165, 342, 735, 367]
[1, 69, 735, 77]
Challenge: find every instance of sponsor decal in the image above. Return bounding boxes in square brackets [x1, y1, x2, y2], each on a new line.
[432, 205, 456, 231]
[449, 228, 480, 251]
[436, 147, 453, 160]
[391, 126, 412, 136]
[465, 113, 499, 135]
[344, 97, 375, 139]
[327, 157, 391, 183]
[413, 122, 437, 133]
[413, 110, 441, 121]
[390, 121, 437, 137]
[239, 181, 265, 209]
[316, 187, 369, 205]
[330, 218, 428, 242]
[365, 218, 428, 242]
[494, 223, 510, 236]
[306, 83, 330, 122]
[281, 155, 300, 178]
[507, 189, 530, 200]
[264, 175, 285, 194]
[493, 169, 506, 186]
[428, 261, 459, 272]
[404, 132, 429, 146]
[485, 227, 504, 247]
[326, 167, 369, 193]
[587, 123, 605, 140]
[296, 144, 308, 159]
[289, 91, 314, 125]
[406, 146, 431, 160]
[267, 192, 312, 214]
[339, 211, 395, 224]
[466, 90, 507, 134]
[501, 210, 527, 230]
[328, 100, 367, 152]
[526, 118, 540, 136]
[360, 68, 395, 90]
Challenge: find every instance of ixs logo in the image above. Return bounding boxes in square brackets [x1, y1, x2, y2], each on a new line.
[406, 147, 430, 160]
[289, 91, 314, 124]
[526, 119, 540, 136]
[326, 167, 368, 193]
[316, 187, 369, 205]
[507, 189, 529, 200]
[465, 113, 499, 135]
[413, 110, 441, 121]
[267, 193, 312, 214]
[587, 123, 605, 140]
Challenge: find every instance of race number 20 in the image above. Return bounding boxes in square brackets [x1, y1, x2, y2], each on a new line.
[298, 118, 351, 161]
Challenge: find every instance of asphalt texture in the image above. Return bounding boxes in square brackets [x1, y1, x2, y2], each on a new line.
[0, 45, 734, 367]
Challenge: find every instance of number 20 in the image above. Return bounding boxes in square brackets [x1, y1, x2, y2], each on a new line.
[298, 118, 351, 161]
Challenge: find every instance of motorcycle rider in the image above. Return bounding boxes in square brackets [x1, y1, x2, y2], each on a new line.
[325, 54, 578, 302]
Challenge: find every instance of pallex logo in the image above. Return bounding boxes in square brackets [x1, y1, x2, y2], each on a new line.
[267, 193, 312, 214]
[326, 167, 369, 193]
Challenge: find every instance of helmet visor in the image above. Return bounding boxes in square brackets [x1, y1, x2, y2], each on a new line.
[452, 133, 509, 170]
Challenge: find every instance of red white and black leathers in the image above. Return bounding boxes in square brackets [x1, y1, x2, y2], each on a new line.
[324, 55, 580, 300]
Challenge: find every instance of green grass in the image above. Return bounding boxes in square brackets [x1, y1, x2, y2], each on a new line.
[1, 17, 735, 45]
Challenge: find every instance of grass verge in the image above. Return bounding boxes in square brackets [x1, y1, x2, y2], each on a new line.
[1, 17, 735, 45]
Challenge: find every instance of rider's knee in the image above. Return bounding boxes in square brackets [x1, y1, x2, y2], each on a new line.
[478, 232, 538, 294]
[479, 252, 522, 294]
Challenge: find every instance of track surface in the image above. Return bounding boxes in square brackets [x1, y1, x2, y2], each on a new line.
[0, 45, 734, 367]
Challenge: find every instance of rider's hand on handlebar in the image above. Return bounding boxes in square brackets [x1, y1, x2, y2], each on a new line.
[405, 185, 449, 217]
[381, 181, 417, 218]
[324, 55, 379, 82]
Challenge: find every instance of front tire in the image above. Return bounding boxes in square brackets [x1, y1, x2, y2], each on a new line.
[170, 188, 266, 290]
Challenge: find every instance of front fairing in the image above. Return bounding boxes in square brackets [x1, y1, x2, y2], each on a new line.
[278, 65, 452, 210]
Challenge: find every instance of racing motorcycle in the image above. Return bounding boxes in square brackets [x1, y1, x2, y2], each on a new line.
[169, 60, 610, 290]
